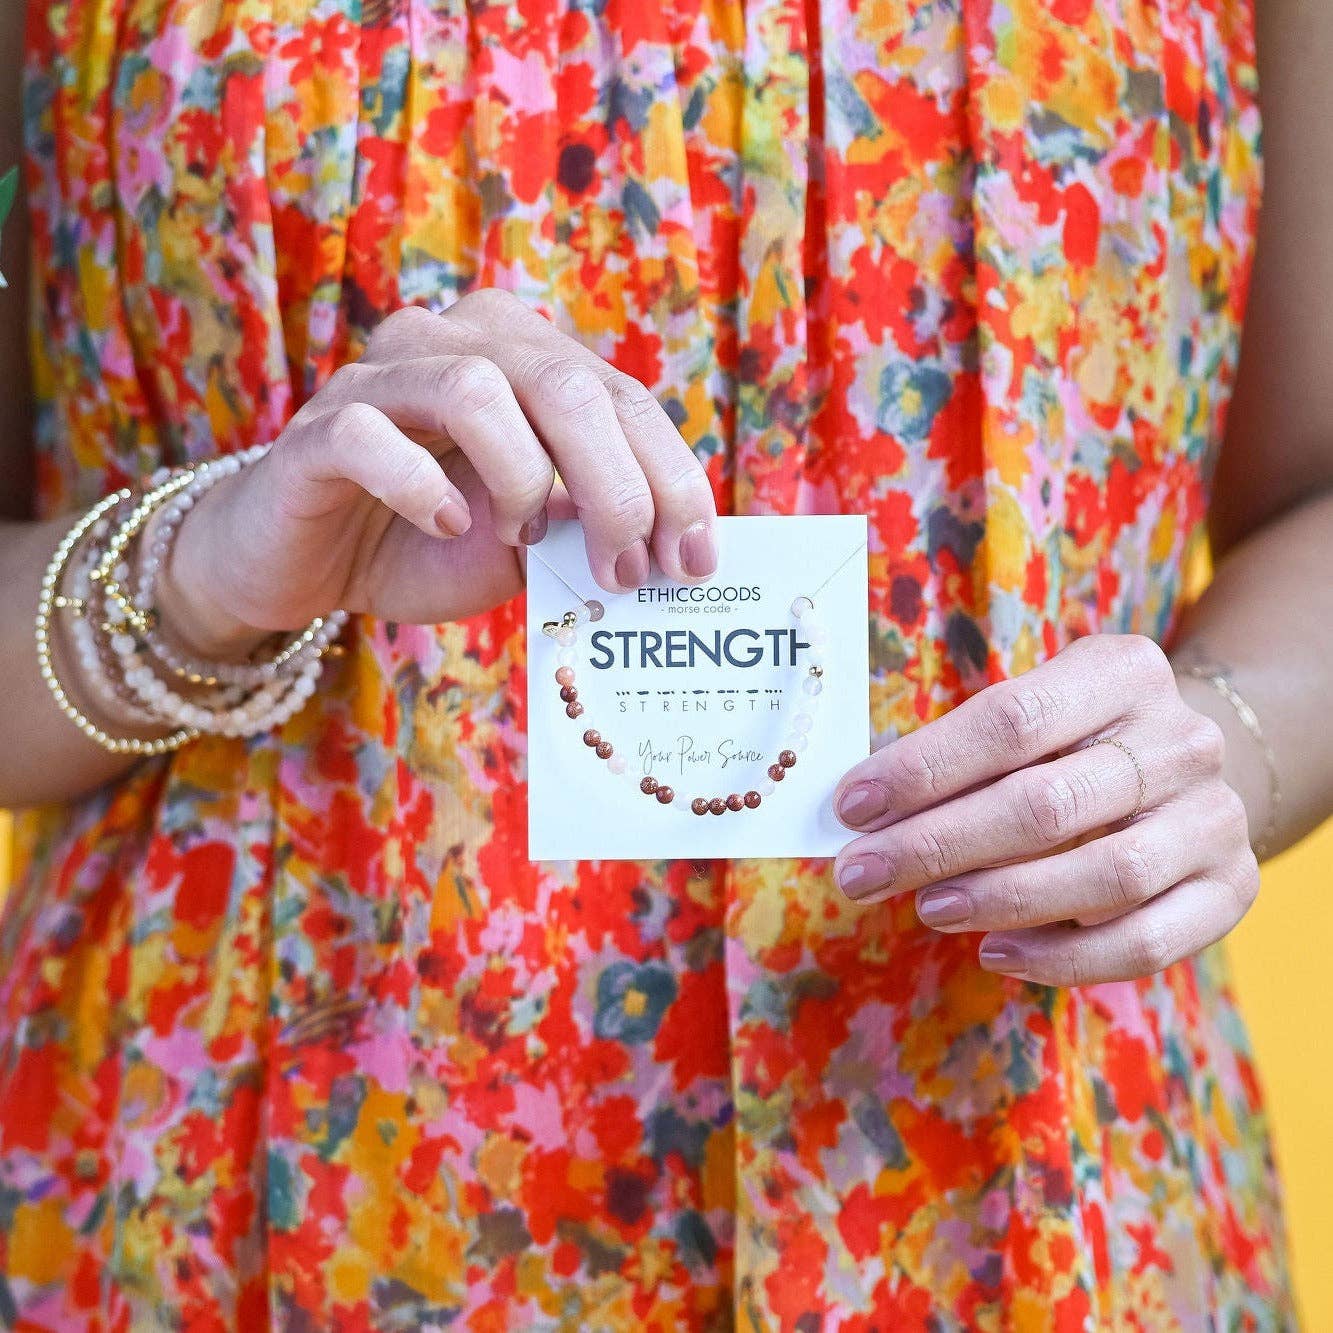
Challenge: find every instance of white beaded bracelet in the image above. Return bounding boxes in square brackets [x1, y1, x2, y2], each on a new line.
[125, 444, 345, 690]
[39, 452, 349, 754]
[36, 490, 199, 755]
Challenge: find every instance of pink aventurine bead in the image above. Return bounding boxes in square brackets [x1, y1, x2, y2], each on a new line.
[555, 666, 575, 686]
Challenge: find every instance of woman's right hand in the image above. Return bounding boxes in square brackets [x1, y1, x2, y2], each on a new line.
[158, 290, 719, 658]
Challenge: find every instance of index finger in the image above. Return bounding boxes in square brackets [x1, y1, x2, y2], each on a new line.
[445, 292, 717, 586]
[834, 636, 1158, 831]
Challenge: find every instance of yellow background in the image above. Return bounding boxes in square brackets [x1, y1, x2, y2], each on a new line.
[0, 814, 1328, 1322]
[1227, 821, 1333, 1329]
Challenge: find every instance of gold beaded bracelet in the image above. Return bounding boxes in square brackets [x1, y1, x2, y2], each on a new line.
[90, 468, 202, 634]
[96, 458, 337, 686]
[1176, 663, 1281, 860]
[36, 490, 199, 756]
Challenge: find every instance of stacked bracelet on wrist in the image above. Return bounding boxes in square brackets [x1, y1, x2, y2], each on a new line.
[36, 446, 348, 755]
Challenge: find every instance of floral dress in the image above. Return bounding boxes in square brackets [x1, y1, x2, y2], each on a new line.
[0, 0, 1295, 1328]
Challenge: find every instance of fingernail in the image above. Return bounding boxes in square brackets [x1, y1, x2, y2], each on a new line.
[614, 540, 650, 589]
[978, 939, 1028, 974]
[917, 888, 970, 928]
[679, 521, 717, 579]
[434, 496, 472, 537]
[837, 853, 889, 900]
[836, 781, 889, 828]
[519, 510, 548, 545]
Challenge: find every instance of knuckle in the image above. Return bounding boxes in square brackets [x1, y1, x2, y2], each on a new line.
[991, 683, 1064, 755]
[389, 443, 435, 492]
[1210, 782, 1249, 837]
[1179, 712, 1227, 775]
[1233, 859, 1261, 913]
[894, 741, 952, 801]
[659, 458, 714, 512]
[1133, 920, 1179, 976]
[502, 460, 555, 516]
[531, 358, 607, 418]
[602, 477, 655, 532]
[454, 286, 519, 321]
[904, 826, 953, 882]
[1106, 835, 1156, 909]
[325, 360, 371, 396]
[1061, 938, 1096, 988]
[1120, 633, 1172, 685]
[996, 875, 1037, 929]
[440, 354, 510, 417]
[605, 370, 663, 424]
[324, 401, 382, 453]
[1021, 771, 1091, 843]
[371, 304, 438, 349]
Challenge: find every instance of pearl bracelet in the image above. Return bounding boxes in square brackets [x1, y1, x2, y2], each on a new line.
[66, 510, 164, 728]
[36, 490, 199, 755]
[126, 444, 345, 689]
[38, 452, 349, 754]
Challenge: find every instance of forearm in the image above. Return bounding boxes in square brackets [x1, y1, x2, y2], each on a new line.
[1170, 488, 1333, 858]
[0, 517, 163, 807]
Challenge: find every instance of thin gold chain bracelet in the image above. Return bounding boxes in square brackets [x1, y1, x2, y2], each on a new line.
[1177, 664, 1281, 860]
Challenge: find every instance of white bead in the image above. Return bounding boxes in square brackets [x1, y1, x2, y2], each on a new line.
[806, 624, 829, 647]
[556, 627, 577, 647]
[787, 733, 809, 753]
[792, 712, 813, 733]
[790, 596, 814, 618]
[802, 676, 823, 697]
[607, 754, 628, 775]
[557, 647, 577, 667]
[761, 779, 777, 797]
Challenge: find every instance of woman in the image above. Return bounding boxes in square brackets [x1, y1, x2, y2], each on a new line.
[0, 0, 1326, 1324]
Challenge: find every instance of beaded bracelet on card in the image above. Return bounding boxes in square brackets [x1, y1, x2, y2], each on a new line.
[530, 539, 867, 814]
[544, 593, 828, 813]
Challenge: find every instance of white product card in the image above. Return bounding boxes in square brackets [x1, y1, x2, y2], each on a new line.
[526, 515, 870, 861]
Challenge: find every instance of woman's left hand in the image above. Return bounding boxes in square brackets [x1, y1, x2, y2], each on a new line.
[831, 633, 1260, 986]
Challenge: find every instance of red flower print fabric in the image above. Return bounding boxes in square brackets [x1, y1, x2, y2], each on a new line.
[1, 0, 1294, 1328]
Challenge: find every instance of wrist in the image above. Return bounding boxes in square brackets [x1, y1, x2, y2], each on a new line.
[151, 475, 272, 663]
[1171, 661, 1280, 857]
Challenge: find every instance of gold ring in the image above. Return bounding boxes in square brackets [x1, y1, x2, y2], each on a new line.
[1089, 736, 1147, 820]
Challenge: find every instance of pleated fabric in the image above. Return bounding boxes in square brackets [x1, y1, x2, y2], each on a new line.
[2, 0, 1294, 1328]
